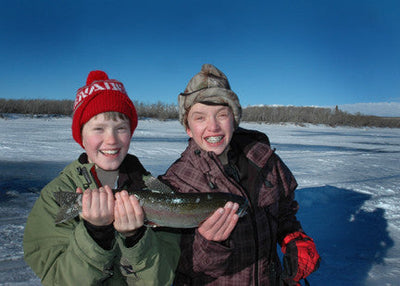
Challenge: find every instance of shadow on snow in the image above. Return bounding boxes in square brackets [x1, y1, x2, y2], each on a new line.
[295, 185, 394, 286]
[0, 161, 67, 202]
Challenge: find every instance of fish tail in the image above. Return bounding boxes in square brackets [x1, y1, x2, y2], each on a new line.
[54, 207, 80, 224]
[142, 175, 175, 193]
[54, 191, 82, 224]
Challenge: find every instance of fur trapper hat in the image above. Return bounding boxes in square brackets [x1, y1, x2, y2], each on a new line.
[178, 64, 242, 129]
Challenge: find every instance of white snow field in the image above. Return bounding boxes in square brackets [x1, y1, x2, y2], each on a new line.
[0, 115, 399, 285]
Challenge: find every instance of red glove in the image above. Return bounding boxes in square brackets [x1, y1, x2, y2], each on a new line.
[281, 231, 320, 285]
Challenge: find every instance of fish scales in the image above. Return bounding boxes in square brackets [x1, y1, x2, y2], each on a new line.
[136, 191, 247, 228]
[54, 176, 248, 228]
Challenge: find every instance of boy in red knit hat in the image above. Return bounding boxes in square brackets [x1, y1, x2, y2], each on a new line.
[24, 71, 180, 285]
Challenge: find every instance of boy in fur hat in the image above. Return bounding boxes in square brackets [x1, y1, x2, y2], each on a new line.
[161, 64, 320, 285]
[24, 70, 180, 285]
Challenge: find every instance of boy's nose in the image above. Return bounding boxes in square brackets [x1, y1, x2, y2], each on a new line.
[105, 130, 118, 144]
[207, 117, 220, 131]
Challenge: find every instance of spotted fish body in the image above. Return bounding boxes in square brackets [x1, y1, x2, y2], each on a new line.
[54, 175, 248, 228]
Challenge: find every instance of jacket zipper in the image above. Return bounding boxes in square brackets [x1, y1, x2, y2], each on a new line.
[77, 166, 100, 189]
[208, 153, 260, 286]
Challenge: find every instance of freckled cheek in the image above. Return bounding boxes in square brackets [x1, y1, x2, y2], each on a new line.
[82, 136, 103, 152]
[120, 134, 132, 147]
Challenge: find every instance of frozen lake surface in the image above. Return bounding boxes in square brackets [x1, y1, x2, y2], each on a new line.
[0, 116, 399, 285]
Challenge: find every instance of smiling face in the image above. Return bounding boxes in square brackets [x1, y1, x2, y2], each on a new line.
[81, 113, 131, 171]
[186, 103, 235, 155]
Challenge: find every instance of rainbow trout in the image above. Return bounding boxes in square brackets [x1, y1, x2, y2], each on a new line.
[54, 175, 248, 228]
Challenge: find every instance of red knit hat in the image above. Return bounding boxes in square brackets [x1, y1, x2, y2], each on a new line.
[72, 70, 138, 148]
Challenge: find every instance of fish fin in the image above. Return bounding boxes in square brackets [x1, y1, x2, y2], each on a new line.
[144, 220, 160, 228]
[142, 175, 175, 194]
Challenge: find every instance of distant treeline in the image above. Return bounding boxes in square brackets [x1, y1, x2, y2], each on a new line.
[0, 99, 178, 120]
[242, 105, 400, 128]
[1, 98, 399, 128]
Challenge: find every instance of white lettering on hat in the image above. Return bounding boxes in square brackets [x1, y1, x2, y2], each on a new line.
[74, 80, 127, 110]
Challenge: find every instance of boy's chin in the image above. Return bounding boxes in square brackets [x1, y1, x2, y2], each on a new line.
[95, 161, 122, 171]
[207, 147, 226, 156]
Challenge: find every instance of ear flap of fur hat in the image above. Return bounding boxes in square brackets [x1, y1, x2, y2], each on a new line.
[178, 64, 242, 129]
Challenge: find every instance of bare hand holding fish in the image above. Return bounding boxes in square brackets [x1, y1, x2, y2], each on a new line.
[198, 201, 240, 242]
[77, 186, 115, 226]
[114, 190, 145, 236]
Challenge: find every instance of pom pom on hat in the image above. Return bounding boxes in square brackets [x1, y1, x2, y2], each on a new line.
[86, 70, 109, 85]
[72, 70, 138, 148]
[178, 64, 242, 129]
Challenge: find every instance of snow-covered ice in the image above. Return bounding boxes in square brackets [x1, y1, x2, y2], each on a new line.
[0, 116, 399, 285]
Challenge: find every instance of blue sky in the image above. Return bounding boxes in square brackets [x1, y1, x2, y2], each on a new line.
[1, 0, 400, 112]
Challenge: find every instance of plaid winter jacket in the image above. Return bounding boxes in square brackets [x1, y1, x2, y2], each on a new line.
[161, 127, 302, 286]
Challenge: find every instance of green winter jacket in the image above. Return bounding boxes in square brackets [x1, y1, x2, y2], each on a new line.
[23, 153, 180, 286]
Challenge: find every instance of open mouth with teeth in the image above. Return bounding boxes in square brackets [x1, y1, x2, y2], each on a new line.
[100, 149, 120, 156]
[205, 136, 224, 144]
